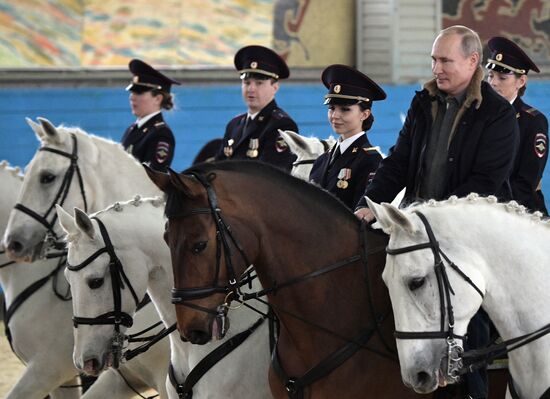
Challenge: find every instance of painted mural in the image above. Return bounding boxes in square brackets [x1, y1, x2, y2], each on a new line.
[0, 0, 354, 68]
[443, 0, 550, 71]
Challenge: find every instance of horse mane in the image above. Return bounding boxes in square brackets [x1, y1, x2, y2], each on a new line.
[0, 160, 24, 180]
[180, 160, 358, 223]
[407, 193, 549, 224]
[92, 195, 165, 219]
[44, 124, 140, 165]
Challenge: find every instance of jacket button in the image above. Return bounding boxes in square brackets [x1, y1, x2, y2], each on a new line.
[448, 157, 454, 162]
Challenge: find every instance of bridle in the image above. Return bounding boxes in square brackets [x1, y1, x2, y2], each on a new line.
[291, 139, 332, 167]
[167, 171, 252, 339]
[14, 133, 88, 247]
[67, 216, 140, 368]
[385, 211, 484, 382]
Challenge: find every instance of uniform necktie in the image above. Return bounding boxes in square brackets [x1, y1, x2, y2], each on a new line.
[329, 145, 341, 166]
[235, 116, 250, 144]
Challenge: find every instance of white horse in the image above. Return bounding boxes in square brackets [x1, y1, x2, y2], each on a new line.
[1, 119, 170, 397]
[56, 197, 272, 399]
[0, 162, 168, 398]
[3, 117, 161, 262]
[277, 130, 336, 180]
[368, 194, 550, 399]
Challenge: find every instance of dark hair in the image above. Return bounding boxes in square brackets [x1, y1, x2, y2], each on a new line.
[514, 73, 527, 97]
[358, 101, 374, 131]
[152, 89, 175, 110]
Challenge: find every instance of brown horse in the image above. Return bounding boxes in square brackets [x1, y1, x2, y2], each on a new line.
[146, 161, 507, 399]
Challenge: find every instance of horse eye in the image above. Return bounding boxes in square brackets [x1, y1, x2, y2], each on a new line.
[192, 241, 208, 254]
[408, 277, 425, 291]
[39, 172, 56, 184]
[88, 278, 104, 289]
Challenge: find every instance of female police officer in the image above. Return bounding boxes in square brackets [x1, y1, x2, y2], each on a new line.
[122, 59, 181, 172]
[309, 64, 386, 210]
[486, 37, 548, 214]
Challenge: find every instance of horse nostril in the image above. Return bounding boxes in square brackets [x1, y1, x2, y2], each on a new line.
[416, 371, 430, 386]
[7, 240, 23, 254]
[187, 330, 210, 345]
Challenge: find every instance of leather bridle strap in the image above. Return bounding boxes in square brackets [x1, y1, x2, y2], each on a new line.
[13, 134, 88, 242]
[67, 217, 139, 330]
[168, 317, 265, 398]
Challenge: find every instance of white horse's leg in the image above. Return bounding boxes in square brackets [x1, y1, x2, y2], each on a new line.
[81, 369, 139, 398]
[49, 376, 81, 399]
[4, 361, 78, 399]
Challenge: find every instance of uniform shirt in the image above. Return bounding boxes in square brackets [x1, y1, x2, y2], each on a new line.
[216, 99, 299, 171]
[510, 97, 549, 214]
[121, 112, 175, 172]
[310, 134, 382, 210]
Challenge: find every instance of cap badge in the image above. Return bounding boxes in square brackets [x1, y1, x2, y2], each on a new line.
[496, 53, 503, 61]
[250, 61, 258, 69]
[334, 85, 341, 94]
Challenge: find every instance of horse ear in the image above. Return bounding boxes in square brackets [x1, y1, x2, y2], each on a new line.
[26, 117, 44, 139]
[55, 204, 79, 238]
[143, 164, 172, 192]
[37, 117, 61, 144]
[74, 208, 96, 239]
[366, 198, 418, 234]
[168, 169, 202, 198]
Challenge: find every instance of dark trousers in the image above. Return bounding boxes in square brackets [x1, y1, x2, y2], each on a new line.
[464, 309, 491, 399]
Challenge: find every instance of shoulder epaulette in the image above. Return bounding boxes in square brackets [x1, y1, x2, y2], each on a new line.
[523, 107, 541, 116]
[154, 121, 166, 127]
[272, 108, 288, 120]
[362, 146, 382, 154]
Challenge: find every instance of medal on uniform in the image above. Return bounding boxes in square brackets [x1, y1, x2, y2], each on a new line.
[247, 138, 259, 158]
[223, 139, 234, 157]
[336, 168, 351, 189]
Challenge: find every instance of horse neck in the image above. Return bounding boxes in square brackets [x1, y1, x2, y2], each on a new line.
[217, 175, 370, 336]
[84, 136, 161, 210]
[100, 204, 175, 327]
[429, 206, 550, 330]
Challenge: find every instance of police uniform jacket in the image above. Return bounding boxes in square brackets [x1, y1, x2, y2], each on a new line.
[121, 113, 175, 172]
[510, 97, 548, 214]
[216, 99, 298, 171]
[310, 135, 382, 210]
[358, 67, 519, 208]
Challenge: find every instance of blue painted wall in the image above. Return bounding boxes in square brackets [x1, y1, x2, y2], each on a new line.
[1, 82, 550, 207]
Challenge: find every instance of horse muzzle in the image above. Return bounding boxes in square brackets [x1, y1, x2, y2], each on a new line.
[3, 231, 44, 262]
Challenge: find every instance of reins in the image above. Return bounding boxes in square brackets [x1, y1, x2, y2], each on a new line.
[13, 133, 88, 247]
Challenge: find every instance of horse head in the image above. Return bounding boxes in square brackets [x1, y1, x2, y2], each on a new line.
[146, 165, 259, 345]
[4, 118, 99, 262]
[367, 197, 485, 394]
[56, 203, 152, 375]
[278, 130, 335, 180]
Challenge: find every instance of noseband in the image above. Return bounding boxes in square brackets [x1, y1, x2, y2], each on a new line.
[385, 211, 484, 381]
[14, 133, 88, 247]
[67, 216, 140, 367]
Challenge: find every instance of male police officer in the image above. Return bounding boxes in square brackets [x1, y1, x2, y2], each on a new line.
[123, 59, 180, 171]
[216, 45, 299, 171]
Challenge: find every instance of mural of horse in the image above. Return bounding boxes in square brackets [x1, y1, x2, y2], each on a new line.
[368, 194, 550, 399]
[145, 160, 449, 399]
[0, 118, 170, 397]
[277, 129, 335, 180]
[56, 197, 272, 399]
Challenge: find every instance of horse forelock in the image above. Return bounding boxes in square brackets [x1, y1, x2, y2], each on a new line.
[182, 160, 356, 223]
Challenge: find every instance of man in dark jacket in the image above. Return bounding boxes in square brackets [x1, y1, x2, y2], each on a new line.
[356, 26, 519, 215]
[356, 26, 519, 399]
[216, 45, 299, 171]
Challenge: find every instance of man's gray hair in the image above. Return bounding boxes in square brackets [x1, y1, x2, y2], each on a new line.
[439, 25, 483, 65]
